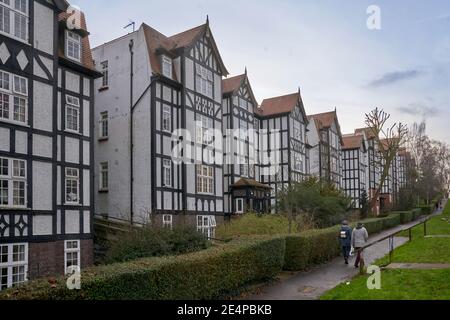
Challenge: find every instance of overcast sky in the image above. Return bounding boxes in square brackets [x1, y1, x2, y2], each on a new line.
[74, 0, 450, 142]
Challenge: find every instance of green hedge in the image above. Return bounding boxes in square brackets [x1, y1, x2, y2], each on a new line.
[284, 226, 340, 271]
[381, 214, 401, 229]
[0, 237, 285, 300]
[417, 204, 434, 215]
[411, 208, 422, 220]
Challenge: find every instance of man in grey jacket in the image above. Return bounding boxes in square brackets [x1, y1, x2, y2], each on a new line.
[352, 223, 369, 268]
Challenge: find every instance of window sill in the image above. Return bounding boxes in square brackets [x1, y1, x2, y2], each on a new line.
[0, 31, 30, 46]
[98, 86, 109, 92]
[98, 189, 109, 194]
[0, 206, 30, 211]
[64, 130, 82, 136]
[98, 137, 109, 142]
[0, 119, 30, 128]
[64, 203, 82, 206]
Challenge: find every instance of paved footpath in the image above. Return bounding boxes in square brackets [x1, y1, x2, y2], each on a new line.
[245, 204, 447, 300]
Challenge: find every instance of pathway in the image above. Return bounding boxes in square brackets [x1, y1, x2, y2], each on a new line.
[244, 207, 446, 301]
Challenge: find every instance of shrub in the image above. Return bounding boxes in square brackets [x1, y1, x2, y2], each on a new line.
[417, 205, 434, 216]
[104, 226, 210, 264]
[216, 214, 291, 239]
[381, 214, 401, 229]
[284, 226, 341, 271]
[1, 237, 286, 300]
[358, 218, 384, 234]
[411, 208, 422, 220]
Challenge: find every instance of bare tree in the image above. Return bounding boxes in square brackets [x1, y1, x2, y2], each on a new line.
[365, 108, 408, 211]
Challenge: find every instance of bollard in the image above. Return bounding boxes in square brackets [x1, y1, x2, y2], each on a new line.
[424, 221, 427, 237]
[409, 229, 412, 242]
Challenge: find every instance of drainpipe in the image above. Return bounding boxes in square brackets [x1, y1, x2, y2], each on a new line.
[129, 39, 134, 225]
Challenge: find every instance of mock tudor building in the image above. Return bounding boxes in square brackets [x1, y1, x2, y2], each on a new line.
[342, 133, 369, 209]
[307, 111, 343, 188]
[92, 20, 228, 237]
[222, 72, 271, 215]
[0, 1, 100, 291]
[256, 90, 309, 211]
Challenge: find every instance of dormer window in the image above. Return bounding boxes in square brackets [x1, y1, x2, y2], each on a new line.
[162, 56, 172, 79]
[66, 30, 81, 62]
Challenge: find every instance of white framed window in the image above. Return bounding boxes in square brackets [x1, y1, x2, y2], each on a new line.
[162, 56, 172, 79]
[0, 71, 27, 125]
[162, 214, 173, 229]
[235, 198, 244, 214]
[162, 105, 171, 133]
[238, 97, 247, 110]
[0, 0, 29, 42]
[99, 111, 108, 139]
[65, 95, 80, 132]
[65, 168, 79, 204]
[100, 61, 108, 87]
[163, 159, 172, 187]
[64, 240, 80, 275]
[195, 115, 214, 145]
[0, 157, 26, 208]
[293, 121, 303, 142]
[66, 30, 81, 62]
[0, 243, 28, 291]
[197, 215, 216, 239]
[99, 162, 108, 191]
[239, 157, 249, 178]
[196, 165, 214, 195]
[195, 65, 213, 98]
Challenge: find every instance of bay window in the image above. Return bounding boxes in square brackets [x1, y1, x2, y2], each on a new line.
[0, 157, 26, 208]
[291, 152, 304, 173]
[0, 70, 27, 124]
[65, 168, 79, 204]
[0, 0, 28, 42]
[0, 243, 28, 291]
[196, 165, 214, 194]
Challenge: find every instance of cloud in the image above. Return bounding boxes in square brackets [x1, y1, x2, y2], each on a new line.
[396, 103, 441, 118]
[368, 70, 424, 88]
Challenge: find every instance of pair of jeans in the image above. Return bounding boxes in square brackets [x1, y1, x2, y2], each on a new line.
[354, 247, 363, 267]
[342, 245, 351, 261]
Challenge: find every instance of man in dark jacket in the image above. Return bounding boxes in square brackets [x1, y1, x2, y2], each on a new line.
[339, 220, 352, 265]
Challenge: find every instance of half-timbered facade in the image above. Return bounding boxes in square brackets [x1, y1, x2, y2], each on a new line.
[92, 20, 228, 236]
[0, 0, 100, 290]
[222, 72, 270, 215]
[256, 91, 308, 211]
[342, 133, 368, 209]
[307, 111, 343, 189]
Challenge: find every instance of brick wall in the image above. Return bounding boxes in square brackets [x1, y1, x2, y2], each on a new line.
[28, 239, 93, 280]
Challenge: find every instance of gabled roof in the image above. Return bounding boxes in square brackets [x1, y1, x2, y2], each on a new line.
[222, 71, 258, 106]
[342, 134, 365, 150]
[308, 110, 343, 143]
[258, 90, 307, 122]
[58, 10, 96, 72]
[355, 127, 377, 140]
[142, 20, 228, 79]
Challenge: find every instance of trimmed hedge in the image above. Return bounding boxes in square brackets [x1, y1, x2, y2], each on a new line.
[412, 208, 422, 220]
[284, 226, 340, 271]
[0, 237, 285, 300]
[417, 204, 434, 215]
[380, 214, 401, 229]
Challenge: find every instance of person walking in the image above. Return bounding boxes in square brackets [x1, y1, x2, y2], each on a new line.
[339, 220, 352, 265]
[352, 222, 369, 269]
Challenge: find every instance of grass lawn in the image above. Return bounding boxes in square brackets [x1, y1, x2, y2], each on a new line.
[321, 269, 450, 300]
[321, 200, 450, 300]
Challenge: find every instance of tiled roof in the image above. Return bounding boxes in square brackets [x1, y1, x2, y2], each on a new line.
[222, 74, 246, 95]
[308, 110, 343, 143]
[142, 21, 228, 79]
[232, 178, 272, 190]
[258, 92, 300, 117]
[355, 127, 377, 139]
[58, 10, 96, 72]
[342, 134, 364, 150]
